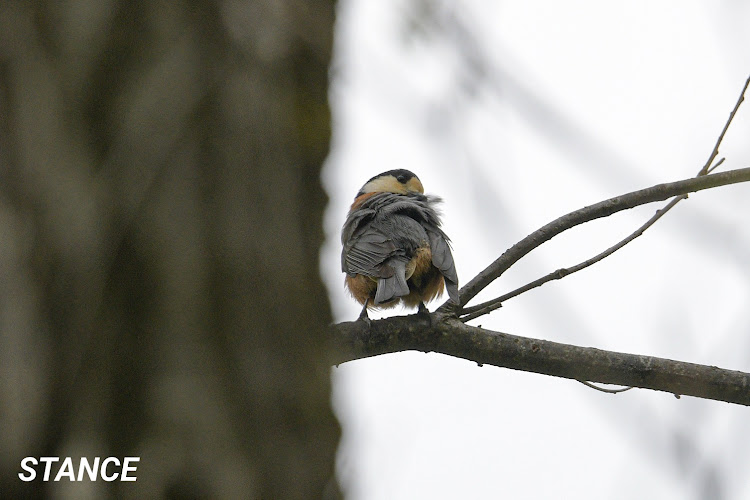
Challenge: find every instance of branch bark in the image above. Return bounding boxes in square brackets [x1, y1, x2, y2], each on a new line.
[332, 314, 750, 406]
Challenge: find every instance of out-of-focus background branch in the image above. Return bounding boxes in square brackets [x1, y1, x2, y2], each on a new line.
[0, 1, 340, 498]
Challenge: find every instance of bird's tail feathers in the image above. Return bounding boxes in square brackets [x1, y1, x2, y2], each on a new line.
[375, 259, 410, 304]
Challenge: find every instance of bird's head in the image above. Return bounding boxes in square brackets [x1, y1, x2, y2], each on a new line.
[356, 169, 424, 198]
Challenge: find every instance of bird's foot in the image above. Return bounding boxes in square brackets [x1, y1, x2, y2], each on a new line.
[358, 300, 372, 327]
[417, 301, 433, 326]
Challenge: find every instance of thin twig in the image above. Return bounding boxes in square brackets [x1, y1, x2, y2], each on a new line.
[707, 157, 725, 175]
[578, 380, 634, 394]
[699, 75, 750, 175]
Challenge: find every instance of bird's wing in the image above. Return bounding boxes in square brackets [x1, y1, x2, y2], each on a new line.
[427, 228, 459, 303]
[393, 194, 459, 304]
[341, 193, 418, 277]
[342, 225, 400, 278]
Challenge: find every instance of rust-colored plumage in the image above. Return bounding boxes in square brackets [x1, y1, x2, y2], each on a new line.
[341, 170, 458, 315]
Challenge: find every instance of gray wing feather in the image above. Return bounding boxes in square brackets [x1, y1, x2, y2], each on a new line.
[427, 229, 459, 303]
[344, 230, 396, 277]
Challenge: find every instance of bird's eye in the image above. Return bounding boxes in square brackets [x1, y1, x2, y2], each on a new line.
[397, 175, 407, 183]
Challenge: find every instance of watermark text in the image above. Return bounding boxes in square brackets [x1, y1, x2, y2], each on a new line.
[18, 457, 139, 482]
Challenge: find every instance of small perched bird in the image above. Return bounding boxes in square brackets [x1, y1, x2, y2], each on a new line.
[341, 169, 459, 318]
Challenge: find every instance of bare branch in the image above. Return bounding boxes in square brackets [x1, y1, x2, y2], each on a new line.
[459, 195, 684, 322]
[699, 75, 750, 175]
[706, 157, 725, 175]
[331, 314, 750, 406]
[450, 167, 750, 310]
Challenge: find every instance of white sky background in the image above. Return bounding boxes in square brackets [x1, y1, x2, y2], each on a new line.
[321, 1, 750, 499]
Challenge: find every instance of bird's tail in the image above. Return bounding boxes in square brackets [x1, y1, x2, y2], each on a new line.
[375, 259, 410, 305]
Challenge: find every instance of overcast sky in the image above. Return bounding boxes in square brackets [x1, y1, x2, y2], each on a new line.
[322, 2, 750, 498]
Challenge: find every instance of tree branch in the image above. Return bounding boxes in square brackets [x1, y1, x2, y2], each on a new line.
[699, 74, 750, 175]
[458, 163, 721, 322]
[453, 167, 750, 309]
[459, 195, 683, 322]
[331, 314, 750, 406]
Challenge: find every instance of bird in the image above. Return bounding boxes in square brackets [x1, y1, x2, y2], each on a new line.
[341, 169, 459, 319]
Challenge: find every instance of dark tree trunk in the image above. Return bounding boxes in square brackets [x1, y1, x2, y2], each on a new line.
[0, 1, 340, 498]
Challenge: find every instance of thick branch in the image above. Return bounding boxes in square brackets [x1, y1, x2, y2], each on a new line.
[332, 314, 750, 406]
[455, 167, 750, 307]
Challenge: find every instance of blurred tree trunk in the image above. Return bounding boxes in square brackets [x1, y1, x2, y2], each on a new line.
[0, 1, 340, 498]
